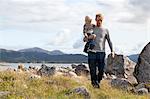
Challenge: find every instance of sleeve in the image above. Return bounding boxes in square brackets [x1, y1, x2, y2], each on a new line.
[83, 24, 86, 35]
[106, 29, 113, 52]
[92, 24, 95, 34]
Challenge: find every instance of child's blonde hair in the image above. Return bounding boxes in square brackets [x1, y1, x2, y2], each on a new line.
[85, 16, 92, 24]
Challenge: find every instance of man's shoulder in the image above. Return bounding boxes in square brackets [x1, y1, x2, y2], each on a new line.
[101, 27, 108, 30]
[93, 26, 108, 30]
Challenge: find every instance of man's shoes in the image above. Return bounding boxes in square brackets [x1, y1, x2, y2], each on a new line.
[92, 84, 100, 88]
[92, 81, 100, 88]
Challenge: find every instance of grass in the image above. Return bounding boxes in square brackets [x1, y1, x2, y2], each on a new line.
[0, 71, 149, 99]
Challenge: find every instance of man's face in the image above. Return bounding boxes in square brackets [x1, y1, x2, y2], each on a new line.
[96, 16, 102, 25]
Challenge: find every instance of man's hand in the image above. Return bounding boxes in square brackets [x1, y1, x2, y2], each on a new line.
[111, 51, 115, 58]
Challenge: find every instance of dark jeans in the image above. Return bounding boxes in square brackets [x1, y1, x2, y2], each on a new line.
[83, 40, 96, 53]
[88, 52, 105, 85]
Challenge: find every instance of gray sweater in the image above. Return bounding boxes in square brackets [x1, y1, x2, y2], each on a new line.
[93, 26, 113, 52]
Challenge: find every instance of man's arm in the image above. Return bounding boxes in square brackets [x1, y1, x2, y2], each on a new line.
[106, 29, 115, 58]
[106, 29, 113, 52]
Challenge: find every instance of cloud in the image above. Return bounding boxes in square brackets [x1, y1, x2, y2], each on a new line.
[73, 37, 84, 49]
[130, 42, 149, 54]
[117, 0, 150, 24]
[0, 0, 69, 23]
[48, 29, 72, 46]
[0, 0, 149, 55]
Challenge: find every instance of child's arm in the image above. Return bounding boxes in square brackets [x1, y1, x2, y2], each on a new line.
[88, 34, 96, 40]
[83, 24, 88, 37]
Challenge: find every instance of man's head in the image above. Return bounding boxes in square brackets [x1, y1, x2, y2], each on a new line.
[95, 13, 103, 27]
[85, 16, 92, 24]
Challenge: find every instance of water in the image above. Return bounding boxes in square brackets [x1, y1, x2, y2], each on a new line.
[0, 63, 77, 71]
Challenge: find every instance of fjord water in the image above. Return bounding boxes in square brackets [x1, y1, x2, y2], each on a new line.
[0, 63, 75, 71]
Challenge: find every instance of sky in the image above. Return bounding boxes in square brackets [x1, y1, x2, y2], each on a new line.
[0, 0, 149, 55]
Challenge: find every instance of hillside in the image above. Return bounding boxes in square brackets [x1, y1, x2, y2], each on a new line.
[127, 54, 139, 63]
[0, 48, 87, 63]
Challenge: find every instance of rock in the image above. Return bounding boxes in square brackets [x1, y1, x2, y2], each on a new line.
[145, 83, 150, 92]
[106, 54, 125, 78]
[75, 63, 89, 76]
[71, 64, 77, 69]
[106, 54, 136, 80]
[57, 67, 69, 73]
[46, 80, 57, 85]
[66, 86, 90, 99]
[127, 75, 138, 85]
[18, 64, 25, 71]
[60, 66, 72, 71]
[0, 91, 10, 96]
[29, 66, 36, 70]
[135, 88, 149, 95]
[63, 71, 77, 78]
[69, 71, 77, 77]
[29, 74, 41, 80]
[54, 71, 77, 78]
[134, 83, 146, 90]
[37, 64, 56, 76]
[134, 83, 150, 93]
[111, 78, 133, 91]
[134, 42, 150, 83]
[0, 78, 3, 83]
[105, 74, 117, 80]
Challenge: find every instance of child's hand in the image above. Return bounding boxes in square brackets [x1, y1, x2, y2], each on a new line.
[84, 33, 88, 37]
[83, 36, 88, 42]
[93, 34, 96, 39]
[89, 34, 96, 40]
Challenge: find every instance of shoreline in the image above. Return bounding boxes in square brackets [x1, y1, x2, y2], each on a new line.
[0, 62, 88, 71]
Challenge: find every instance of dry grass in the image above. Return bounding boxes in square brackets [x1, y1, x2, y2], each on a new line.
[0, 71, 149, 99]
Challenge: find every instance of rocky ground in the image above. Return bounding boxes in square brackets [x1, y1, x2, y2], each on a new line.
[0, 42, 150, 98]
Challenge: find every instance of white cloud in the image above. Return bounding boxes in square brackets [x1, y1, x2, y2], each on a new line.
[117, 0, 150, 24]
[48, 29, 72, 46]
[0, 0, 149, 54]
[73, 37, 84, 49]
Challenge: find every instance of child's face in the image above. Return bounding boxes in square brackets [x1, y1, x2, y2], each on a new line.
[85, 19, 91, 24]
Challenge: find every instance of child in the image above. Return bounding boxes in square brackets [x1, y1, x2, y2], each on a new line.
[83, 16, 96, 53]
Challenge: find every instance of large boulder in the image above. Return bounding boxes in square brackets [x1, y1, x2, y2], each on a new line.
[111, 78, 133, 91]
[134, 88, 149, 95]
[66, 86, 90, 99]
[37, 64, 56, 76]
[74, 63, 89, 76]
[133, 83, 149, 94]
[71, 64, 77, 69]
[133, 42, 150, 83]
[106, 54, 136, 79]
[0, 91, 10, 96]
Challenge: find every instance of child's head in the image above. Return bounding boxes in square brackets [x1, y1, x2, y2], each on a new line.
[85, 16, 92, 24]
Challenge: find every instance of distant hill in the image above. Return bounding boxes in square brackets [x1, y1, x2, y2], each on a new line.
[18, 47, 64, 55]
[0, 48, 87, 63]
[127, 54, 139, 63]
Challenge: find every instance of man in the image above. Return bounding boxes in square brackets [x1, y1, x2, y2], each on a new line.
[86, 13, 115, 88]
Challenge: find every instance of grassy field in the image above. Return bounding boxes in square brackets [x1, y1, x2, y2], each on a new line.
[0, 71, 149, 99]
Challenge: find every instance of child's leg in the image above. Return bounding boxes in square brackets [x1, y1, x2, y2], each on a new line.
[89, 40, 96, 50]
[83, 42, 90, 53]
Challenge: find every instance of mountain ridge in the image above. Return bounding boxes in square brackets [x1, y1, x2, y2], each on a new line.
[0, 48, 87, 63]
[18, 47, 65, 55]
